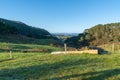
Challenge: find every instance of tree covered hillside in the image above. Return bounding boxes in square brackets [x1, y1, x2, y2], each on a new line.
[65, 23, 120, 48]
[0, 18, 61, 45]
[0, 18, 53, 39]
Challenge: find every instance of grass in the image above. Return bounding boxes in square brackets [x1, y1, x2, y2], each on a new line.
[0, 53, 120, 80]
[0, 34, 61, 45]
[98, 43, 120, 53]
[0, 42, 62, 52]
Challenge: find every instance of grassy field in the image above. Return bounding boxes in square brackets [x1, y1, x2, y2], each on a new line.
[98, 43, 120, 53]
[0, 42, 62, 53]
[0, 52, 120, 80]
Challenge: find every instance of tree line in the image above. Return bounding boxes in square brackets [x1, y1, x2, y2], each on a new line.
[65, 23, 120, 48]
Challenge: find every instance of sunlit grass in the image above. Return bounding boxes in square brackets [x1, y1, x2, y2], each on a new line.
[0, 53, 120, 80]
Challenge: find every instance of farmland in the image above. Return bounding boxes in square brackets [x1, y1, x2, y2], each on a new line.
[0, 52, 120, 80]
[1, 1, 120, 80]
[0, 42, 62, 53]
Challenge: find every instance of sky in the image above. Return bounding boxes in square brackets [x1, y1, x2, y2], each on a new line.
[0, 0, 120, 33]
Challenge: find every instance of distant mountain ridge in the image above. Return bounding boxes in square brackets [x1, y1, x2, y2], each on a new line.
[0, 18, 60, 45]
[52, 33, 79, 42]
[52, 33, 78, 36]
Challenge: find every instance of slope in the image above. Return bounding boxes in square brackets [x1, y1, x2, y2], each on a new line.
[65, 23, 120, 48]
[0, 18, 61, 45]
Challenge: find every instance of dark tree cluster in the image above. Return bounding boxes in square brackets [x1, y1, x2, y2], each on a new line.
[0, 22, 18, 34]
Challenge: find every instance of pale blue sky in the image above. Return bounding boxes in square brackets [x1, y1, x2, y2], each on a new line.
[0, 0, 120, 33]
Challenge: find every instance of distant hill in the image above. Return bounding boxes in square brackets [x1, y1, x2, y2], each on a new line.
[65, 23, 120, 48]
[52, 33, 78, 36]
[52, 33, 78, 42]
[0, 18, 61, 45]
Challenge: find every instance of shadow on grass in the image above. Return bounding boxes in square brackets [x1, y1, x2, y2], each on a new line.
[0, 58, 15, 63]
[12, 45, 31, 49]
[51, 68, 120, 80]
[0, 58, 120, 80]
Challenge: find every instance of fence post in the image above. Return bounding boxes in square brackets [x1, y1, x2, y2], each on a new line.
[64, 43, 67, 53]
[10, 50, 12, 59]
[112, 43, 115, 53]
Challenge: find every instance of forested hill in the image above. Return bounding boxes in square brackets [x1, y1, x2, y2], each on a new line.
[0, 18, 60, 45]
[65, 23, 120, 48]
[0, 18, 53, 39]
